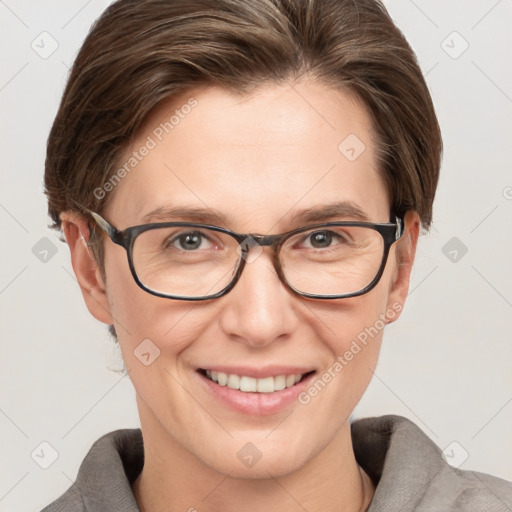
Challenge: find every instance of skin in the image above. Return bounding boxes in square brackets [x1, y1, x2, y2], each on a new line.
[61, 78, 419, 512]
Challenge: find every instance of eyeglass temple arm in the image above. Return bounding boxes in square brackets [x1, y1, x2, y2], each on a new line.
[89, 211, 118, 241]
[395, 216, 404, 240]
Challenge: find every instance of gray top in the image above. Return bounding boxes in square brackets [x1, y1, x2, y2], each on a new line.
[41, 415, 512, 511]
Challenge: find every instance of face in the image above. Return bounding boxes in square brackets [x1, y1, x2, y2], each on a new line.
[64, 79, 417, 479]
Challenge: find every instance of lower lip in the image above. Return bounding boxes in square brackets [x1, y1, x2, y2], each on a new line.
[197, 371, 316, 416]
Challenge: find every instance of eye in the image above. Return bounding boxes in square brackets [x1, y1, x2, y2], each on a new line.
[303, 230, 347, 249]
[167, 231, 213, 251]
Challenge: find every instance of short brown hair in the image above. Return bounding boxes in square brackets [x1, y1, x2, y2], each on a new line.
[45, 0, 442, 242]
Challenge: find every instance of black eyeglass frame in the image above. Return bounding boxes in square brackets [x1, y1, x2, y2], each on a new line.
[87, 210, 404, 301]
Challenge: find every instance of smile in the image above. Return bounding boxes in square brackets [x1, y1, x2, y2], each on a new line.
[203, 370, 309, 393]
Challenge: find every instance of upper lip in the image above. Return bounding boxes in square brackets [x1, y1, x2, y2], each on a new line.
[198, 366, 315, 379]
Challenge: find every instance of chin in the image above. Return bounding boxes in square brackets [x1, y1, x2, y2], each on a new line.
[211, 453, 306, 480]
[193, 432, 315, 480]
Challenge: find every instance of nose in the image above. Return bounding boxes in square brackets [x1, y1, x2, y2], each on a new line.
[217, 246, 298, 348]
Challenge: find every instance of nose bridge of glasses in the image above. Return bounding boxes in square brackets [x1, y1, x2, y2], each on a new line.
[237, 233, 281, 259]
[234, 233, 287, 293]
[248, 234, 278, 247]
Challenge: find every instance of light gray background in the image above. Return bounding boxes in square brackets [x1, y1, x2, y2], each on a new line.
[1, 1, 511, 510]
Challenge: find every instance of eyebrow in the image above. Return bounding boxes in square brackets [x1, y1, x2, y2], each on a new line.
[289, 201, 370, 223]
[141, 201, 370, 228]
[142, 206, 234, 225]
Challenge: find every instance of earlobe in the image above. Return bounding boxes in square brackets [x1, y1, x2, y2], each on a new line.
[60, 211, 114, 325]
[385, 211, 420, 323]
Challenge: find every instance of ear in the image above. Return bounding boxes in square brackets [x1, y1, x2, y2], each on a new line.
[60, 211, 114, 325]
[385, 211, 420, 323]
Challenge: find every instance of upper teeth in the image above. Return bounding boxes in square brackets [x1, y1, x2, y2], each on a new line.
[205, 370, 303, 393]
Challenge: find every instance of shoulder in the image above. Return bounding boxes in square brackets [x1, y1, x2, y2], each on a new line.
[40, 428, 143, 512]
[351, 414, 512, 512]
[40, 485, 85, 512]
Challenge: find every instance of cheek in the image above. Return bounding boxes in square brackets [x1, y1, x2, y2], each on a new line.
[303, 281, 394, 412]
[319, 279, 391, 356]
[102, 245, 201, 366]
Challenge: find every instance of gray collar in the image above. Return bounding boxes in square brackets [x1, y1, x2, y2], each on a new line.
[43, 415, 512, 512]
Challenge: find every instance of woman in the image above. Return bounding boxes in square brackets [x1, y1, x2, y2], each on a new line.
[41, 0, 512, 510]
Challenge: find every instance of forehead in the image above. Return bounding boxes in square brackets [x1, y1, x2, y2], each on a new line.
[105, 80, 390, 230]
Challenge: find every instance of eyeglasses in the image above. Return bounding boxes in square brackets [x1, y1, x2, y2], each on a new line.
[87, 210, 404, 301]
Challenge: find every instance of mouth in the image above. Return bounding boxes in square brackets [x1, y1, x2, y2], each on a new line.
[198, 368, 315, 393]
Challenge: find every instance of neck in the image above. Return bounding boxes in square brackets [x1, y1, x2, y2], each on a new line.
[133, 400, 374, 512]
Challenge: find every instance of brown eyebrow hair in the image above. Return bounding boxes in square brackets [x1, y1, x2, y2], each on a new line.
[141, 201, 371, 229]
